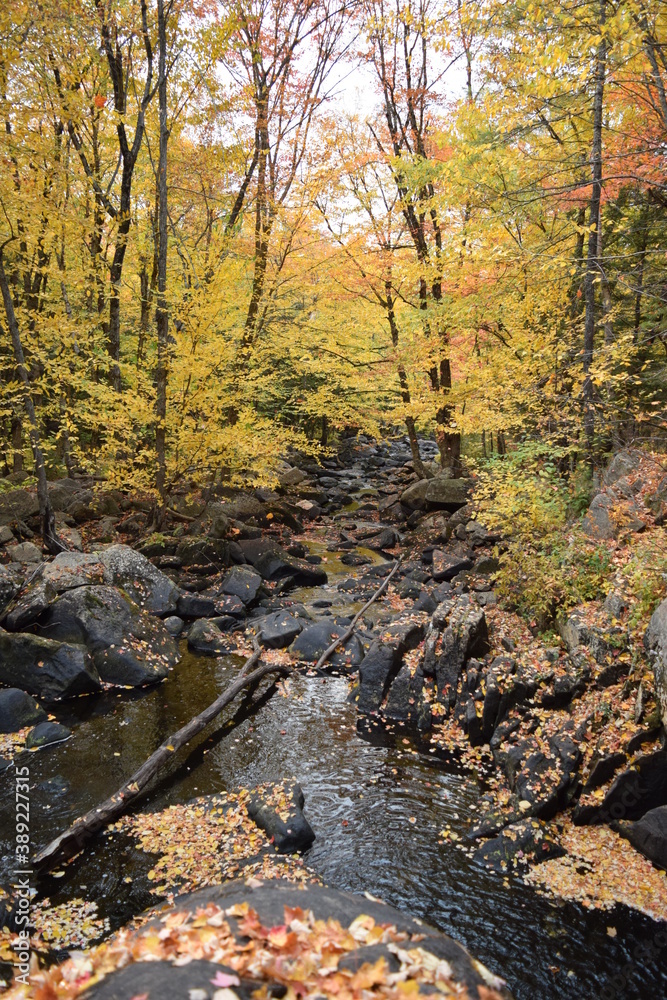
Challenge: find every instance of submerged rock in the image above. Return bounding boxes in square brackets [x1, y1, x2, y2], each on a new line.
[187, 618, 235, 656]
[25, 721, 72, 749]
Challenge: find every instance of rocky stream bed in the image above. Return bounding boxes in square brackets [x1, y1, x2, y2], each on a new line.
[0, 436, 666, 1000]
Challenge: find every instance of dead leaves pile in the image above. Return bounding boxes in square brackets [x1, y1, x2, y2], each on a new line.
[524, 819, 667, 921]
[30, 899, 110, 950]
[20, 897, 507, 1000]
[114, 789, 315, 896]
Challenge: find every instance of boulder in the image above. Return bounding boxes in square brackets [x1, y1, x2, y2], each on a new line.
[187, 619, 234, 656]
[246, 780, 315, 852]
[0, 525, 14, 544]
[2, 545, 180, 630]
[0, 489, 39, 526]
[574, 746, 667, 825]
[25, 721, 71, 749]
[473, 819, 566, 872]
[164, 615, 185, 636]
[258, 611, 304, 649]
[560, 604, 628, 674]
[0, 566, 19, 615]
[0, 633, 100, 699]
[617, 805, 667, 871]
[0, 688, 46, 733]
[603, 450, 641, 486]
[239, 538, 327, 587]
[582, 493, 616, 540]
[6, 541, 42, 564]
[219, 565, 262, 605]
[645, 598, 667, 727]
[48, 478, 85, 511]
[432, 548, 473, 582]
[175, 536, 230, 569]
[291, 619, 364, 669]
[34, 585, 178, 686]
[357, 619, 424, 714]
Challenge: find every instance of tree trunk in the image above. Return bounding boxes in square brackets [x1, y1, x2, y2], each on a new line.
[0, 251, 63, 554]
[155, 0, 169, 505]
[11, 414, 23, 472]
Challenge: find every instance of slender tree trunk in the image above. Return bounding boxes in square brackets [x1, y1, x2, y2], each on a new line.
[386, 281, 430, 480]
[0, 251, 63, 553]
[11, 414, 23, 472]
[155, 0, 169, 504]
[582, 1, 607, 457]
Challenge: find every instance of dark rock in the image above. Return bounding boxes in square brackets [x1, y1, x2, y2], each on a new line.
[137, 534, 178, 558]
[25, 721, 71, 749]
[247, 780, 315, 852]
[560, 605, 628, 668]
[0, 566, 20, 616]
[357, 619, 424, 714]
[645, 598, 667, 727]
[175, 536, 230, 569]
[432, 549, 474, 582]
[164, 615, 185, 636]
[291, 619, 364, 669]
[35, 585, 179, 686]
[258, 611, 304, 649]
[435, 599, 488, 710]
[473, 819, 566, 872]
[0, 633, 100, 699]
[617, 805, 667, 871]
[574, 746, 667, 825]
[340, 552, 373, 566]
[583, 751, 627, 792]
[0, 688, 46, 733]
[366, 527, 400, 550]
[210, 594, 246, 618]
[239, 538, 327, 586]
[219, 565, 262, 605]
[0, 489, 39, 526]
[187, 619, 234, 656]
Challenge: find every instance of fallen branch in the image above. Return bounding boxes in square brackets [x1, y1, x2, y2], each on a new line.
[314, 557, 403, 670]
[33, 643, 288, 874]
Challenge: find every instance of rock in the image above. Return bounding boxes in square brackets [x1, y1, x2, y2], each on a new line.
[604, 591, 628, 619]
[175, 536, 230, 569]
[474, 554, 500, 574]
[0, 489, 39, 526]
[0, 566, 19, 615]
[560, 604, 628, 671]
[432, 549, 474, 582]
[340, 552, 372, 566]
[34, 585, 179, 686]
[219, 565, 262, 605]
[291, 619, 365, 669]
[645, 598, 667, 727]
[617, 805, 667, 871]
[176, 592, 220, 618]
[137, 534, 178, 558]
[164, 615, 185, 636]
[582, 493, 615, 539]
[25, 721, 71, 749]
[603, 450, 641, 486]
[574, 746, 667, 825]
[473, 819, 566, 872]
[187, 618, 234, 655]
[6, 541, 42, 564]
[0, 689, 47, 733]
[0, 525, 15, 544]
[258, 611, 304, 649]
[366, 527, 399, 550]
[208, 513, 231, 539]
[239, 538, 327, 587]
[81, 879, 511, 1000]
[435, 598, 489, 710]
[278, 466, 308, 487]
[357, 619, 424, 713]
[247, 780, 315, 852]
[48, 478, 84, 511]
[2, 545, 180, 630]
[0, 633, 100, 699]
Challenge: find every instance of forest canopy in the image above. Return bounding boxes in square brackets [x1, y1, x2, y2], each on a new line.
[1, 0, 666, 508]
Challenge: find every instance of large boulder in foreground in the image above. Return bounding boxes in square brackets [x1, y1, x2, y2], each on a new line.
[0, 632, 100, 699]
[645, 598, 667, 727]
[33, 585, 178, 686]
[2, 544, 180, 630]
[617, 805, 667, 871]
[82, 880, 512, 1000]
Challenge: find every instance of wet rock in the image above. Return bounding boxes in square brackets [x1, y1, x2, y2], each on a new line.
[0, 688, 47, 733]
[357, 619, 424, 713]
[617, 805, 667, 871]
[0, 489, 39, 526]
[645, 598, 667, 727]
[35, 585, 179, 686]
[432, 549, 474, 582]
[6, 541, 41, 564]
[291, 619, 364, 669]
[164, 615, 185, 636]
[239, 538, 327, 587]
[258, 611, 304, 649]
[340, 552, 372, 566]
[0, 633, 100, 699]
[574, 746, 667, 825]
[473, 819, 566, 872]
[187, 618, 234, 655]
[219, 565, 262, 605]
[247, 780, 315, 852]
[2, 545, 180, 630]
[25, 721, 71, 749]
[175, 536, 230, 569]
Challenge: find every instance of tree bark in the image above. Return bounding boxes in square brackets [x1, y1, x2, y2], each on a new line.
[155, 0, 169, 503]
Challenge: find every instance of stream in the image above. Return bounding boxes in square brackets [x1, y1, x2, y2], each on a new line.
[1, 519, 666, 1000]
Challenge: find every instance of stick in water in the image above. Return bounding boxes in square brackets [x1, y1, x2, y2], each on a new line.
[313, 557, 403, 670]
[33, 644, 288, 874]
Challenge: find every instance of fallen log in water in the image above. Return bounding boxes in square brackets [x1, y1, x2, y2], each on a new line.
[34, 644, 289, 874]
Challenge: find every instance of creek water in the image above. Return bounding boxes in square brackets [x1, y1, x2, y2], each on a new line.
[1, 545, 666, 1000]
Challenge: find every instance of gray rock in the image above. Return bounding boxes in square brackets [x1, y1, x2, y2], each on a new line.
[164, 615, 185, 636]
[0, 632, 100, 699]
[0, 525, 15, 544]
[560, 605, 628, 669]
[175, 536, 230, 568]
[6, 541, 42, 564]
[34, 584, 179, 686]
[617, 805, 667, 871]
[603, 450, 641, 486]
[432, 549, 474, 582]
[473, 819, 566, 872]
[247, 780, 315, 852]
[278, 466, 308, 487]
[48, 478, 86, 511]
[2, 545, 180, 630]
[582, 493, 615, 539]
[239, 538, 327, 586]
[25, 721, 72, 749]
[645, 598, 667, 727]
[0, 688, 47, 733]
[219, 565, 262, 605]
[258, 611, 304, 649]
[291, 619, 364, 668]
[0, 489, 39, 526]
[187, 619, 233, 656]
[0, 565, 19, 615]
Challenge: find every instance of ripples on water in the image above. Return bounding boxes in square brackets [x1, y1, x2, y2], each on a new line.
[1, 655, 665, 1000]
